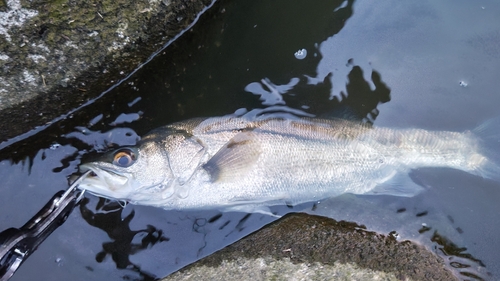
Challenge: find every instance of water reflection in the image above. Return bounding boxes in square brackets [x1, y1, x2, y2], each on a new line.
[244, 78, 298, 106]
[79, 198, 167, 280]
[78, 200, 280, 279]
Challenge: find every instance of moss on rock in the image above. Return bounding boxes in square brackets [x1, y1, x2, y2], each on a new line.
[0, 0, 213, 141]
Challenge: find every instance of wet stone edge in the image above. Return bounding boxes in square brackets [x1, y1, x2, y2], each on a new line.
[0, 0, 213, 141]
[163, 213, 458, 281]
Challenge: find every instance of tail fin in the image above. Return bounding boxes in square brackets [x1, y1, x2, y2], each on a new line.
[472, 117, 500, 182]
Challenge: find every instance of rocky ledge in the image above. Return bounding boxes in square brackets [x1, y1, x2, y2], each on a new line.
[163, 213, 457, 281]
[0, 0, 212, 141]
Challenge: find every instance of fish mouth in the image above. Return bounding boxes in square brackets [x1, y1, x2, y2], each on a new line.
[78, 164, 129, 195]
[79, 166, 100, 180]
[80, 164, 122, 178]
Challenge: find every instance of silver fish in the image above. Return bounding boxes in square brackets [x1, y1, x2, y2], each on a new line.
[78, 115, 500, 215]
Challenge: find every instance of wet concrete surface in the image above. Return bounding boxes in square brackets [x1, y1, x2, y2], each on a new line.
[163, 213, 457, 281]
[0, 0, 213, 141]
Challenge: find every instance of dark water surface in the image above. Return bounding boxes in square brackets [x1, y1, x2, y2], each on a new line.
[1, 0, 500, 280]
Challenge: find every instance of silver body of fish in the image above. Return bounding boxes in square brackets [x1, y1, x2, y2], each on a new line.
[78, 115, 500, 215]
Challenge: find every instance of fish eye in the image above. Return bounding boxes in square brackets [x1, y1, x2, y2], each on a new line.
[112, 149, 136, 167]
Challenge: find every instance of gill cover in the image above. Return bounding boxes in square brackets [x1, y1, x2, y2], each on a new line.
[147, 129, 208, 199]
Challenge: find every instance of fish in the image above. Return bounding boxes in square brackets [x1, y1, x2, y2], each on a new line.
[78, 115, 500, 216]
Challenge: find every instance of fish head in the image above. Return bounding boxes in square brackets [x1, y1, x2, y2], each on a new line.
[79, 141, 176, 204]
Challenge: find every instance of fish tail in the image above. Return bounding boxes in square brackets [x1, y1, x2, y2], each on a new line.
[471, 116, 500, 182]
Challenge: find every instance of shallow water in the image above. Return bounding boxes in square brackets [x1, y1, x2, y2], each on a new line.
[1, 0, 500, 280]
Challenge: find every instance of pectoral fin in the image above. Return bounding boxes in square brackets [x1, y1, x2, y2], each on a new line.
[366, 172, 424, 197]
[203, 131, 261, 182]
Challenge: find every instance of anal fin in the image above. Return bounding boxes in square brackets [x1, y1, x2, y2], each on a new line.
[366, 172, 424, 197]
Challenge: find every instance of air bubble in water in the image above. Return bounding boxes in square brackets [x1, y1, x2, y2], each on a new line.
[294, 49, 307, 60]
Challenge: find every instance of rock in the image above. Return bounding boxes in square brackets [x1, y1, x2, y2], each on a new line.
[0, 0, 213, 141]
[162, 213, 457, 281]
